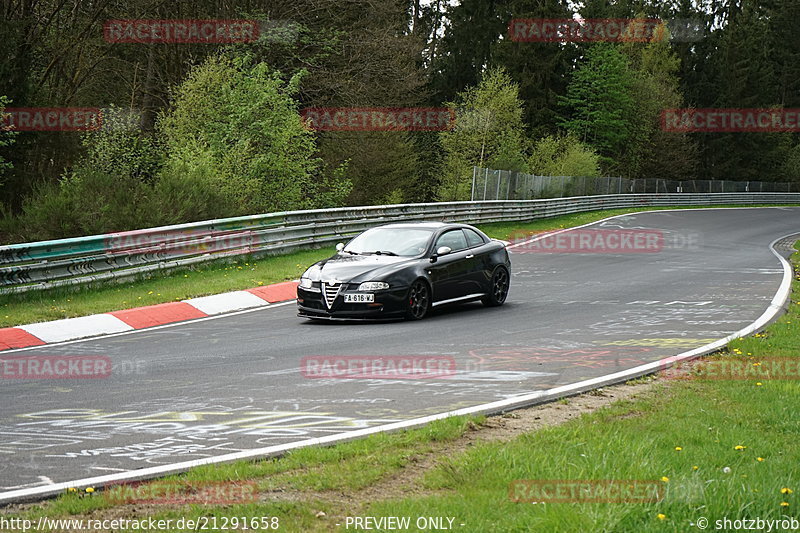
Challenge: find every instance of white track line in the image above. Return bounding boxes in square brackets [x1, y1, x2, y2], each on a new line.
[0, 208, 797, 505]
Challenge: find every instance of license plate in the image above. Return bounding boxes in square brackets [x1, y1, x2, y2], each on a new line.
[344, 293, 374, 303]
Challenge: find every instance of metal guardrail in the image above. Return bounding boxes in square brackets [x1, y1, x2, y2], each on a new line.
[2, 193, 799, 294]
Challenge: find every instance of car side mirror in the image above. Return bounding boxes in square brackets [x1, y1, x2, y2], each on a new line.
[336, 242, 345, 252]
[430, 246, 451, 262]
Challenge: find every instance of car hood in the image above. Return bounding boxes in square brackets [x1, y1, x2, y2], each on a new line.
[311, 254, 415, 283]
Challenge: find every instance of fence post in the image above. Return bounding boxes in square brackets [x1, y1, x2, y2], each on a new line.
[470, 166, 477, 201]
[483, 167, 489, 201]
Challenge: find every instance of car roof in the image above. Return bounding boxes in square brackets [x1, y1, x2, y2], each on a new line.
[377, 221, 469, 230]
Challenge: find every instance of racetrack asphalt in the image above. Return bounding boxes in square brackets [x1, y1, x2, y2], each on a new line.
[1, 207, 798, 496]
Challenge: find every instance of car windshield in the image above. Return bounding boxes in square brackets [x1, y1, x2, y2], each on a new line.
[343, 227, 433, 257]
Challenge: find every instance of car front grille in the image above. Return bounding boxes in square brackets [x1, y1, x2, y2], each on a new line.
[322, 282, 343, 308]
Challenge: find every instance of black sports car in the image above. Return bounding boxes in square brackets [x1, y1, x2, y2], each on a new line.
[296, 222, 511, 320]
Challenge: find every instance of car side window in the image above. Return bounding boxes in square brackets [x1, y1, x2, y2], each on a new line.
[464, 229, 485, 248]
[436, 229, 468, 252]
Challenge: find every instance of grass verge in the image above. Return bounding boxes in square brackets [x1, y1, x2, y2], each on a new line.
[3, 243, 798, 531]
[1, 204, 791, 328]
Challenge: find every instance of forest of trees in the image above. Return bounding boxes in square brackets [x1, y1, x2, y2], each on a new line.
[1, 0, 798, 242]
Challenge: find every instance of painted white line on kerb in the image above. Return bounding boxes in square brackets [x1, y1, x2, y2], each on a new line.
[183, 290, 267, 315]
[0, 213, 796, 505]
[19, 314, 133, 344]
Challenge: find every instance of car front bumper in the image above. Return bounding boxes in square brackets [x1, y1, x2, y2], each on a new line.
[296, 285, 409, 320]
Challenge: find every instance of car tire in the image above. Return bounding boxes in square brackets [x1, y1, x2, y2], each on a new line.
[482, 266, 509, 307]
[405, 279, 431, 320]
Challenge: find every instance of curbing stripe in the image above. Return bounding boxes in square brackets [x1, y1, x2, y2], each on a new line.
[18, 315, 134, 344]
[184, 291, 267, 315]
[247, 281, 299, 303]
[0, 328, 45, 351]
[0, 280, 299, 352]
[110, 302, 208, 329]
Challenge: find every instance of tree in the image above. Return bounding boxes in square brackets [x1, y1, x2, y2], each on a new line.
[620, 28, 699, 180]
[560, 44, 636, 174]
[491, 0, 576, 135]
[0, 96, 16, 181]
[438, 68, 528, 201]
[319, 132, 419, 206]
[158, 55, 345, 215]
[428, 0, 507, 105]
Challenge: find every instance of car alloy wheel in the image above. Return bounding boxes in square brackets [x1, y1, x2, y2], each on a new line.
[483, 267, 509, 307]
[406, 280, 430, 320]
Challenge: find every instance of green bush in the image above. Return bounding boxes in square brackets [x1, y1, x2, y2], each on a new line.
[150, 143, 239, 225]
[528, 134, 601, 177]
[15, 169, 152, 240]
[158, 55, 342, 215]
[9, 108, 161, 240]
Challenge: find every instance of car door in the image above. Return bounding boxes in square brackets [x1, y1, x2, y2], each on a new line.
[427, 229, 473, 302]
[460, 228, 492, 292]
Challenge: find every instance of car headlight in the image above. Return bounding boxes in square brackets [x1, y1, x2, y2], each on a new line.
[299, 277, 314, 289]
[357, 281, 389, 291]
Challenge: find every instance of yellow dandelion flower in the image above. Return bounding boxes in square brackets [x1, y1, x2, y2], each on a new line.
[85, 487, 94, 493]
[734, 445, 746, 450]
[675, 447, 683, 451]
[781, 488, 793, 494]
[781, 502, 790, 507]
[661, 476, 669, 483]
[757, 457, 764, 462]
[657, 514, 666, 521]
[756, 382, 763, 386]
[692, 465, 699, 470]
